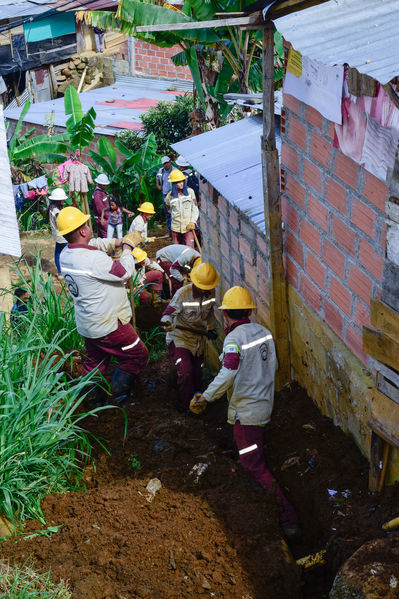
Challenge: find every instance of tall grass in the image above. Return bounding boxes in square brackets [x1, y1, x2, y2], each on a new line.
[0, 560, 71, 598]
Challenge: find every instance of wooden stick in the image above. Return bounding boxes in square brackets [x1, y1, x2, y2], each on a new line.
[192, 230, 202, 253]
[77, 66, 88, 94]
[80, 192, 92, 230]
[378, 442, 390, 493]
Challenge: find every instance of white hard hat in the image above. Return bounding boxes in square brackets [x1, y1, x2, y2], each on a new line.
[176, 155, 189, 168]
[95, 173, 110, 185]
[48, 187, 68, 201]
[161, 156, 171, 164]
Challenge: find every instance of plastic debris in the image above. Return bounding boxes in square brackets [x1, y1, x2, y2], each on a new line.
[145, 477, 162, 502]
[189, 462, 209, 484]
[382, 515, 399, 531]
[328, 489, 338, 496]
[296, 549, 326, 570]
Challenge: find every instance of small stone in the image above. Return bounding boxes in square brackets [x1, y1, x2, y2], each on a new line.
[201, 577, 211, 590]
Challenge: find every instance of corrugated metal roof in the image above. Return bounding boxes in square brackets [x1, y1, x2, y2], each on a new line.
[172, 116, 280, 234]
[274, 0, 399, 84]
[0, 0, 116, 19]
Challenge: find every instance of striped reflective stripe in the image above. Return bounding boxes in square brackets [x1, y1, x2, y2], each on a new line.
[239, 444, 258, 455]
[241, 334, 272, 350]
[121, 338, 140, 351]
[202, 298, 216, 306]
[181, 248, 190, 255]
[62, 267, 93, 276]
[182, 301, 200, 306]
[175, 358, 182, 365]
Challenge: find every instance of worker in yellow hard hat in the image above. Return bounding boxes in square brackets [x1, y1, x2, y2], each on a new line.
[57, 206, 148, 407]
[156, 244, 201, 297]
[160, 262, 219, 412]
[164, 169, 198, 248]
[128, 201, 156, 243]
[156, 156, 176, 234]
[190, 286, 301, 541]
[132, 247, 166, 304]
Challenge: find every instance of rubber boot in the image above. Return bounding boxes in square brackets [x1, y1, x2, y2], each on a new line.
[83, 383, 107, 408]
[110, 368, 136, 407]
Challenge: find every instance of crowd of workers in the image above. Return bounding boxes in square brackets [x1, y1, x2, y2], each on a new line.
[50, 154, 301, 542]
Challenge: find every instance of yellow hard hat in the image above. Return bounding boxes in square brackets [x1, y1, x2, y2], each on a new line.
[138, 202, 155, 215]
[218, 286, 256, 310]
[192, 257, 202, 269]
[168, 169, 187, 183]
[57, 207, 90, 236]
[132, 247, 148, 263]
[190, 262, 219, 290]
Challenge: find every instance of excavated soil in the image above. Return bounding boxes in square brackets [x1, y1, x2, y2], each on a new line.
[2, 231, 399, 598]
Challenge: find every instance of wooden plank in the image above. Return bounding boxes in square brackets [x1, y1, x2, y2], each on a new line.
[363, 326, 399, 371]
[369, 430, 384, 492]
[368, 418, 399, 449]
[261, 23, 290, 390]
[374, 361, 399, 389]
[376, 372, 399, 406]
[382, 258, 399, 313]
[267, 0, 330, 19]
[370, 389, 399, 447]
[136, 14, 263, 32]
[370, 298, 399, 343]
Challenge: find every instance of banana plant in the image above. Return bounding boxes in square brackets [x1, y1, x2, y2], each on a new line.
[64, 86, 96, 153]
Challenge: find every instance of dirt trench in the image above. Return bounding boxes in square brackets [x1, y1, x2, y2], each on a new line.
[3, 232, 399, 598]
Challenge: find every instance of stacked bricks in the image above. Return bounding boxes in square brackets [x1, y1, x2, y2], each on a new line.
[134, 40, 192, 81]
[199, 179, 271, 328]
[281, 94, 388, 365]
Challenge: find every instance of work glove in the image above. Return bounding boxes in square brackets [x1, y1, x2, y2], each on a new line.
[189, 392, 208, 415]
[122, 231, 144, 250]
[207, 329, 218, 340]
[160, 316, 174, 332]
[186, 222, 196, 231]
[148, 236, 156, 242]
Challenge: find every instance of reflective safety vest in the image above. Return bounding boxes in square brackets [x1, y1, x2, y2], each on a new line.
[164, 188, 199, 233]
[203, 322, 277, 425]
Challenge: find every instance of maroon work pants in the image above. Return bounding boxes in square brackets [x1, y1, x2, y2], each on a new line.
[138, 271, 163, 304]
[168, 341, 202, 411]
[234, 421, 298, 527]
[157, 259, 183, 296]
[172, 231, 195, 248]
[83, 321, 149, 377]
[95, 218, 108, 239]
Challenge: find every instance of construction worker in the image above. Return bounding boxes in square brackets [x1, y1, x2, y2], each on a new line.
[175, 155, 200, 201]
[156, 156, 176, 234]
[92, 173, 110, 238]
[190, 286, 301, 540]
[128, 202, 156, 243]
[164, 170, 199, 248]
[156, 244, 201, 297]
[160, 262, 219, 412]
[57, 206, 148, 406]
[133, 247, 165, 304]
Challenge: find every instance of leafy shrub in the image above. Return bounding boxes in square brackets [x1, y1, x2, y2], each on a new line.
[115, 130, 146, 154]
[141, 94, 194, 156]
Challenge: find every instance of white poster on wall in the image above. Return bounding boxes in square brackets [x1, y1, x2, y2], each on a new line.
[283, 49, 344, 124]
[0, 105, 21, 258]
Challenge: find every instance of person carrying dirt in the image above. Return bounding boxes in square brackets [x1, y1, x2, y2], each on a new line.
[160, 262, 219, 412]
[57, 206, 148, 406]
[190, 286, 301, 541]
[133, 247, 165, 304]
[164, 170, 199, 248]
[128, 202, 156, 243]
[156, 244, 201, 297]
[92, 173, 111, 238]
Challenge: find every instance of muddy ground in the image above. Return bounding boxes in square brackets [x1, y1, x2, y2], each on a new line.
[1, 231, 399, 598]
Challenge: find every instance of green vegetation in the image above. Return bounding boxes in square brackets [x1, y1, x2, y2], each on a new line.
[0, 560, 71, 598]
[129, 453, 142, 472]
[140, 326, 167, 362]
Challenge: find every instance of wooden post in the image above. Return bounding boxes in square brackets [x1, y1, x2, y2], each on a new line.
[80, 192, 92, 230]
[261, 23, 291, 390]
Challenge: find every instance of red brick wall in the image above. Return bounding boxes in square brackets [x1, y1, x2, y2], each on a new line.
[281, 93, 388, 365]
[134, 40, 192, 81]
[200, 180, 271, 328]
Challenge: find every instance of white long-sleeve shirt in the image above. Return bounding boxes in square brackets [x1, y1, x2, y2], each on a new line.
[128, 214, 148, 242]
[156, 244, 200, 282]
[60, 238, 135, 339]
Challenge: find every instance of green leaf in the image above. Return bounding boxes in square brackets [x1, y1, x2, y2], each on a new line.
[64, 86, 84, 126]
[98, 136, 117, 171]
[13, 133, 69, 160]
[186, 45, 206, 107]
[9, 98, 31, 160]
[89, 150, 113, 176]
[115, 138, 134, 157]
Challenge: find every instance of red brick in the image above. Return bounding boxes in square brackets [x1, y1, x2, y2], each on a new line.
[219, 215, 228, 240]
[329, 276, 352, 316]
[220, 236, 229, 260]
[303, 158, 323, 194]
[257, 301, 270, 327]
[359, 237, 383, 281]
[288, 115, 307, 150]
[300, 274, 322, 312]
[306, 105, 323, 130]
[332, 215, 356, 256]
[282, 197, 299, 233]
[348, 263, 373, 304]
[218, 195, 229, 218]
[285, 174, 306, 210]
[325, 121, 335, 140]
[345, 324, 368, 365]
[308, 194, 329, 233]
[231, 252, 240, 275]
[281, 143, 298, 175]
[380, 221, 387, 251]
[285, 230, 304, 267]
[362, 171, 388, 212]
[325, 177, 347, 215]
[256, 235, 268, 257]
[285, 255, 299, 289]
[244, 261, 258, 293]
[310, 130, 332, 168]
[239, 235, 253, 264]
[230, 208, 238, 229]
[351, 198, 377, 240]
[301, 220, 321, 255]
[283, 93, 300, 115]
[208, 201, 217, 224]
[324, 299, 344, 338]
[257, 254, 269, 281]
[334, 152, 360, 190]
[353, 299, 371, 331]
[305, 251, 326, 290]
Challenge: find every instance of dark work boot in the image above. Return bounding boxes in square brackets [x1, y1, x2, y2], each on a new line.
[110, 368, 136, 407]
[83, 383, 107, 408]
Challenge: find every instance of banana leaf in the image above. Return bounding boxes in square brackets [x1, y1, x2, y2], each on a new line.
[13, 134, 69, 161]
[89, 151, 113, 176]
[64, 86, 84, 127]
[115, 138, 134, 158]
[98, 136, 117, 172]
[185, 45, 205, 107]
[9, 98, 31, 161]
[68, 107, 96, 151]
